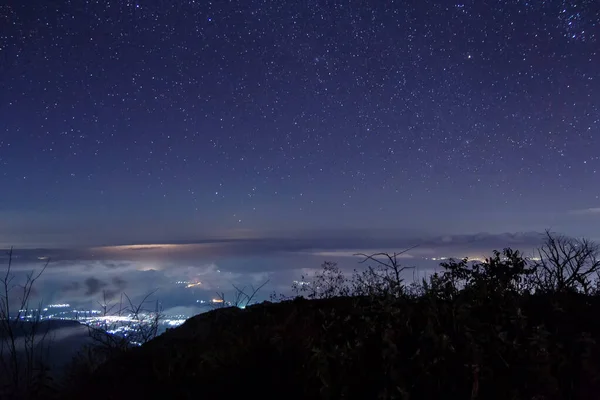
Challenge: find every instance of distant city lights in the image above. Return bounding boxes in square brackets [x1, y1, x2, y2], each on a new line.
[175, 280, 202, 288]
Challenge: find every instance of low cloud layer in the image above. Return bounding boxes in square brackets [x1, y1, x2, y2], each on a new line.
[1, 230, 548, 263]
[0, 231, 555, 317]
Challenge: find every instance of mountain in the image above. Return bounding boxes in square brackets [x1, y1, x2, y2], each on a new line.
[61, 293, 600, 400]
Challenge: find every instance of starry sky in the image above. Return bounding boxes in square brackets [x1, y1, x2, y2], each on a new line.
[1, 0, 600, 248]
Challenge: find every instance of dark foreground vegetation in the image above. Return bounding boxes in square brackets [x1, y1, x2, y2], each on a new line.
[62, 293, 600, 400]
[6, 231, 600, 399]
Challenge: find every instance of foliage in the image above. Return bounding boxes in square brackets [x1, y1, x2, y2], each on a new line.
[351, 249, 416, 298]
[293, 262, 349, 299]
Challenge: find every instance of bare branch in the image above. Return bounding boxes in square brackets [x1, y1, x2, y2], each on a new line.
[245, 280, 270, 306]
[532, 231, 600, 293]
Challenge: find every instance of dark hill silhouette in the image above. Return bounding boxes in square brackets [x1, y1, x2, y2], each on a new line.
[62, 292, 600, 400]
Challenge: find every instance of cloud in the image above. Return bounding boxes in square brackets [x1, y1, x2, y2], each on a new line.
[2, 230, 549, 269]
[62, 281, 80, 292]
[112, 276, 127, 290]
[1, 231, 552, 310]
[83, 277, 107, 296]
[570, 207, 600, 216]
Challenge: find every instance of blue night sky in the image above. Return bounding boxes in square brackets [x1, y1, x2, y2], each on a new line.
[0, 1, 599, 310]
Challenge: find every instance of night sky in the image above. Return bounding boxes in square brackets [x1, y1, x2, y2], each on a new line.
[1, 0, 599, 248]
